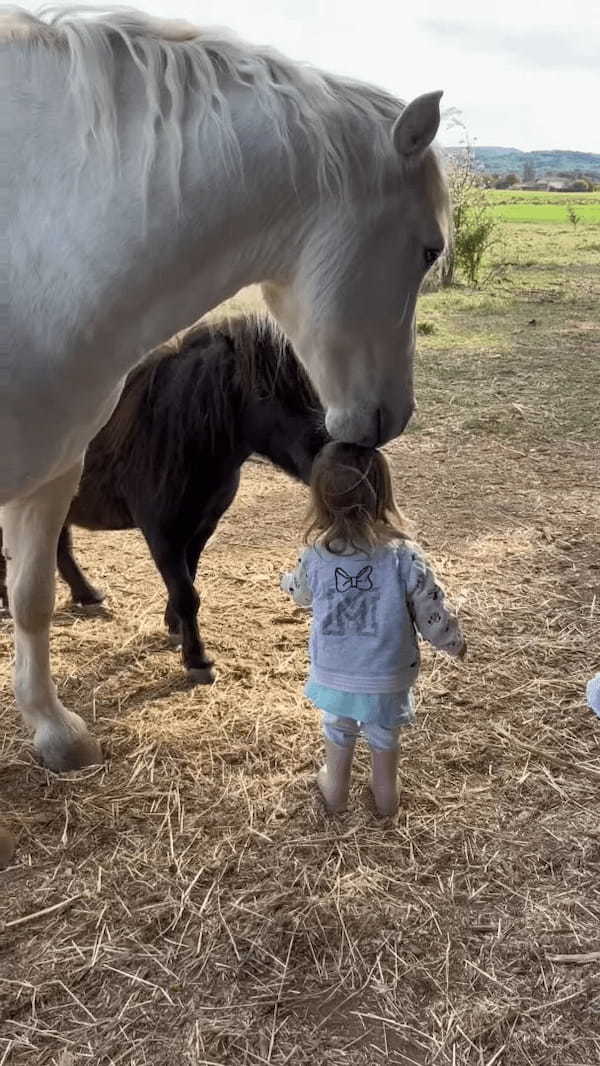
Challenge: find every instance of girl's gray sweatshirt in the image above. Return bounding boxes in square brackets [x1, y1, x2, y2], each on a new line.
[282, 541, 464, 693]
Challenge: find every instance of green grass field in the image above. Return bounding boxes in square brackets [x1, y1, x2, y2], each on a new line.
[415, 195, 599, 385]
[486, 188, 600, 224]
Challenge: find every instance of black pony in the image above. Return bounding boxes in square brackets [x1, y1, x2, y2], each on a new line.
[0, 315, 327, 682]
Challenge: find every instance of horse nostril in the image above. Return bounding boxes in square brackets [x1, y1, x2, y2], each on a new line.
[356, 408, 384, 448]
[376, 402, 414, 444]
[373, 405, 389, 446]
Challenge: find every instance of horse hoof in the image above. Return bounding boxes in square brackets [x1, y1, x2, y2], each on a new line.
[167, 630, 182, 648]
[0, 828, 16, 869]
[34, 713, 103, 772]
[75, 587, 105, 606]
[186, 666, 215, 686]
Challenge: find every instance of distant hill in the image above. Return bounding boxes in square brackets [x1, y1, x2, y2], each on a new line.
[444, 146, 600, 178]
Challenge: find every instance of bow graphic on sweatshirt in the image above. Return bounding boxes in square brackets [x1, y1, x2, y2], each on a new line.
[335, 565, 373, 593]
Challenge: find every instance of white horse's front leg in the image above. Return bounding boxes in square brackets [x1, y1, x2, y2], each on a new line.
[1, 463, 102, 771]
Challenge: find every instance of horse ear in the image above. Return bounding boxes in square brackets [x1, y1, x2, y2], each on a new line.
[392, 91, 443, 158]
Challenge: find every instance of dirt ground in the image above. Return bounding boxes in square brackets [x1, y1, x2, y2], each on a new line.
[1, 238, 599, 1064]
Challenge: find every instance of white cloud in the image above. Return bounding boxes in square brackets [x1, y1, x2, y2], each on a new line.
[420, 19, 599, 73]
[79, 0, 600, 150]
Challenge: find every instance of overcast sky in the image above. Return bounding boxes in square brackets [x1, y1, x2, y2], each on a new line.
[135, 0, 599, 152]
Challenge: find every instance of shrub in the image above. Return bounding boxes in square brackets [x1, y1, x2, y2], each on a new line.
[417, 321, 436, 335]
[440, 142, 500, 288]
[567, 205, 581, 229]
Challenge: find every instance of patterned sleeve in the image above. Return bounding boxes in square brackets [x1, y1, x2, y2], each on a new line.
[403, 545, 464, 656]
[280, 548, 313, 608]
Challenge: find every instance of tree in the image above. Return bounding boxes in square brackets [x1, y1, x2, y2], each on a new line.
[494, 172, 519, 189]
[522, 161, 536, 183]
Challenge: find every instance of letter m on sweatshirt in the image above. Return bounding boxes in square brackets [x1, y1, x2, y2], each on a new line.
[321, 590, 380, 637]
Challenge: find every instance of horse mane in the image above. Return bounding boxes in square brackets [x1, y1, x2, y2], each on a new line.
[6, 5, 406, 199]
[100, 312, 321, 505]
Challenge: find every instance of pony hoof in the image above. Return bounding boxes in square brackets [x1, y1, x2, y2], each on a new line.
[75, 587, 105, 606]
[0, 827, 16, 869]
[186, 666, 215, 686]
[167, 630, 182, 648]
[34, 714, 103, 772]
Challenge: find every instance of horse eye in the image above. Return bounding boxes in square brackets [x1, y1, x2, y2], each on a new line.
[424, 247, 441, 268]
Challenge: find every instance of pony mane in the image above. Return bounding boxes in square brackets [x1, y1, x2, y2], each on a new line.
[173, 313, 320, 407]
[101, 312, 321, 506]
[6, 5, 406, 199]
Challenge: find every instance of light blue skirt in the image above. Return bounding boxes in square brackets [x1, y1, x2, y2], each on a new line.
[305, 679, 415, 728]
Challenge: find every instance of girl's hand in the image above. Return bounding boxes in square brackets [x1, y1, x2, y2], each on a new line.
[280, 572, 294, 594]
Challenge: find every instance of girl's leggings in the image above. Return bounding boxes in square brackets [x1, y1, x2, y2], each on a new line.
[322, 713, 401, 752]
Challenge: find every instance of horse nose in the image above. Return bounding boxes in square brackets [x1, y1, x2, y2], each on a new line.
[325, 403, 414, 447]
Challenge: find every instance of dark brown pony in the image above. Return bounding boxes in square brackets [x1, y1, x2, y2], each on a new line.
[0, 315, 327, 682]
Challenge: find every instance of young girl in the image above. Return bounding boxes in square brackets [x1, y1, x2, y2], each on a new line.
[281, 442, 466, 817]
[587, 673, 600, 718]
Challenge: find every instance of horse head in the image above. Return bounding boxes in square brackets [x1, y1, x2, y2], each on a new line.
[263, 92, 449, 446]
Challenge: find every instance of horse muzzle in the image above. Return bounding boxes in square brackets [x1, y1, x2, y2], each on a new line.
[325, 401, 414, 447]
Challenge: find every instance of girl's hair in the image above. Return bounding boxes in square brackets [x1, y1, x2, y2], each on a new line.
[305, 442, 411, 553]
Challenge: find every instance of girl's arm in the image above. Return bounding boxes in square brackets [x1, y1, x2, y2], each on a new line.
[404, 547, 465, 657]
[281, 549, 313, 608]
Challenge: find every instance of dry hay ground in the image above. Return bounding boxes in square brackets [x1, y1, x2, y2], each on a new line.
[1, 249, 599, 1066]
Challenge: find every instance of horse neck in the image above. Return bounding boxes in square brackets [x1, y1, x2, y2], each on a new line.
[14, 45, 313, 376]
[100, 101, 304, 371]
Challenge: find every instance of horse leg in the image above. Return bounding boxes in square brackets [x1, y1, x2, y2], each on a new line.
[57, 525, 105, 605]
[144, 528, 215, 684]
[2, 525, 104, 608]
[1, 464, 102, 770]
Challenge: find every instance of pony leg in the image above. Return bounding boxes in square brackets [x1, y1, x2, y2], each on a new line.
[0, 527, 7, 608]
[185, 528, 210, 583]
[0, 826, 16, 869]
[57, 525, 105, 605]
[163, 526, 212, 637]
[143, 526, 214, 683]
[2, 464, 103, 771]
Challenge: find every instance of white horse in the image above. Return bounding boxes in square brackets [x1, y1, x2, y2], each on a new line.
[2, 7, 449, 772]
